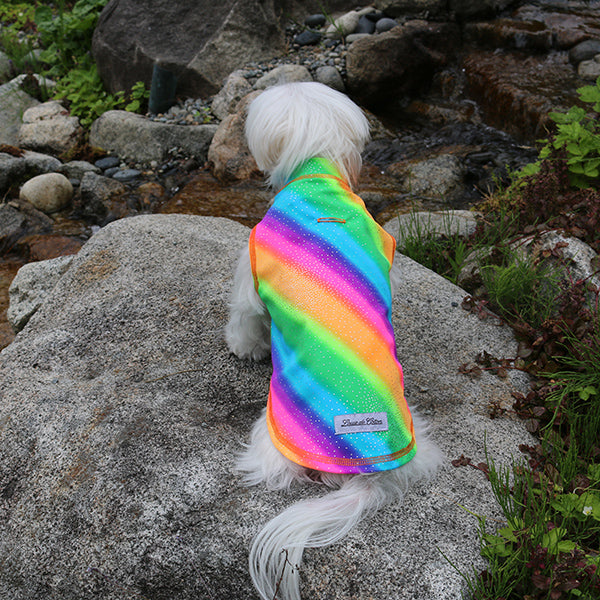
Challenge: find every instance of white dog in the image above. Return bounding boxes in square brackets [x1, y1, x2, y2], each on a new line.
[225, 82, 442, 600]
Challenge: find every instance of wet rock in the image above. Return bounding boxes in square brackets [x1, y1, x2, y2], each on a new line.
[294, 30, 322, 46]
[304, 14, 326, 28]
[0, 214, 532, 600]
[569, 39, 600, 64]
[387, 154, 466, 203]
[0, 261, 21, 350]
[207, 92, 261, 183]
[89, 110, 218, 163]
[450, 0, 517, 21]
[159, 171, 271, 228]
[92, 0, 286, 98]
[0, 200, 53, 254]
[464, 2, 600, 53]
[7, 255, 74, 333]
[376, 18, 399, 33]
[211, 70, 253, 120]
[375, 0, 446, 19]
[112, 168, 142, 182]
[254, 64, 312, 89]
[464, 19, 555, 52]
[463, 50, 579, 141]
[134, 182, 166, 211]
[18, 101, 83, 156]
[16, 234, 84, 263]
[58, 160, 102, 181]
[78, 171, 128, 223]
[356, 14, 376, 34]
[0, 204, 27, 254]
[513, 3, 600, 49]
[346, 21, 459, 109]
[315, 65, 345, 91]
[19, 173, 74, 214]
[0, 152, 26, 195]
[94, 156, 120, 170]
[22, 151, 62, 175]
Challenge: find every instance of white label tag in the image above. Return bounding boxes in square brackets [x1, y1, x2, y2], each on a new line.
[334, 412, 389, 435]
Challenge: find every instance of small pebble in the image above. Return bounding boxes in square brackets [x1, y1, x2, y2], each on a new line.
[376, 18, 399, 33]
[95, 156, 120, 170]
[294, 30, 322, 46]
[104, 167, 120, 178]
[304, 14, 326, 28]
[113, 169, 142, 182]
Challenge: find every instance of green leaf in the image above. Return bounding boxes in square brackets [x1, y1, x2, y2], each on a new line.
[125, 100, 140, 112]
[579, 384, 600, 398]
[542, 526, 567, 554]
[557, 540, 578, 553]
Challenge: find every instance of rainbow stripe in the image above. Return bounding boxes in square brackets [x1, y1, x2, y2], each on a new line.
[250, 158, 416, 473]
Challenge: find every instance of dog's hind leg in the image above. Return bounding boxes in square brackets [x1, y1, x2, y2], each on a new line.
[236, 409, 309, 490]
[225, 247, 271, 361]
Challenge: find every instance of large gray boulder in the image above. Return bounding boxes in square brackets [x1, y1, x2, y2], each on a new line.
[89, 110, 218, 163]
[92, 0, 287, 98]
[0, 214, 532, 599]
[346, 20, 460, 109]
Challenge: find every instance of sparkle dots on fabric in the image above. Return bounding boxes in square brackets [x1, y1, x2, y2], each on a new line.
[250, 157, 416, 473]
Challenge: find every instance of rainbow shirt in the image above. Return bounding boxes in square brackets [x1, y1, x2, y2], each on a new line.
[249, 157, 416, 474]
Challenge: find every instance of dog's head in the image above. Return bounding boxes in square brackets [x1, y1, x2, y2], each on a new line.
[245, 82, 370, 191]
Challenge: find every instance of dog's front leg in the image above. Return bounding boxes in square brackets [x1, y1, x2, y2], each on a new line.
[225, 247, 271, 361]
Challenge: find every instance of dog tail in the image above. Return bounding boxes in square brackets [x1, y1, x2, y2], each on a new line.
[249, 413, 442, 600]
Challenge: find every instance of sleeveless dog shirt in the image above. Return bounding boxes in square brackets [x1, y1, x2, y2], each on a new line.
[250, 157, 416, 473]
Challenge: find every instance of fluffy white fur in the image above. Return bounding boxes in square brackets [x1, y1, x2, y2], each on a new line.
[226, 82, 443, 600]
[245, 81, 370, 191]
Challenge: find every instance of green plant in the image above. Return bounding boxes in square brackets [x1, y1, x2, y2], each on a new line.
[52, 62, 123, 127]
[34, 0, 109, 77]
[124, 80, 150, 113]
[466, 452, 600, 600]
[318, 1, 346, 40]
[518, 77, 600, 189]
[479, 251, 561, 329]
[53, 62, 149, 127]
[0, 2, 36, 32]
[542, 320, 600, 463]
[396, 210, 470, 285]
[0, 2, 40, 79]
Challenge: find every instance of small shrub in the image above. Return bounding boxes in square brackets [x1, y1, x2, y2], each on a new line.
[396, 211, 470, 285]
[34, 0, 110, 76]
[518, 76, 600, 189]
[479, 251, 561, 330]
